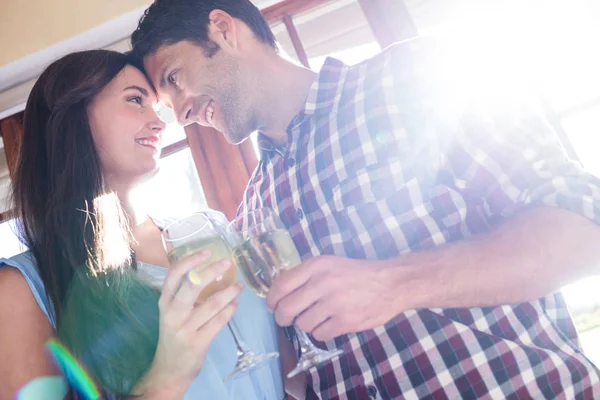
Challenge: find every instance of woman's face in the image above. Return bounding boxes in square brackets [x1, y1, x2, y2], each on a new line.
[87, 65, 165, 186]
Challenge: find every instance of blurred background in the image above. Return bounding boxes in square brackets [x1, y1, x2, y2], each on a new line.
[1, 0, 599, 364]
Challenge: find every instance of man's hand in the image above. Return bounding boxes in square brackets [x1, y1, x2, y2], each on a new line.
[266, 255, 403, 342]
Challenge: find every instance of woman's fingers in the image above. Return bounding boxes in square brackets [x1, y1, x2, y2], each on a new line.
[159, 250, 212, 309]
[195, 302, 239, 349]
[183, 281, 244, 334]
[167, 258, 235, 315]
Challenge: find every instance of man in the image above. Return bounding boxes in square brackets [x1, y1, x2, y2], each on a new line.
[131, 0, 600, 398]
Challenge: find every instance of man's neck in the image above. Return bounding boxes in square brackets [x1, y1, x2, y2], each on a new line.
[255, 55, 318, 147]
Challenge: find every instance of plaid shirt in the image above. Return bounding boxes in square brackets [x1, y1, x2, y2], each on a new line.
[237, 38, 600, 399]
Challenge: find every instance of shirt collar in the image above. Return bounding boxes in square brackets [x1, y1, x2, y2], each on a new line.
[258, 56, 349, 155]
[298, 56, 348, 118]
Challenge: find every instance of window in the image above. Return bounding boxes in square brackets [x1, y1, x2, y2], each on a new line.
[561, 105, 600, 176]
[157, 106, 186, 148]
[0, 138, 11, 217]
[562, 277, 600, 365]
[272, 0, 380, 71]
[0, 219, 26, 258]
[134, 123, 208, 219]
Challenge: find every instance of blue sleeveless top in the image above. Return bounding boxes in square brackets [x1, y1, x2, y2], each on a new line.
[0, 253, 285, 399]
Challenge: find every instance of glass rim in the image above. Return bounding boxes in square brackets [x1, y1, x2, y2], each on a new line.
[229, 207, 276, 231]
[161, 212, 214, 243]
[230, 207, 274, 222]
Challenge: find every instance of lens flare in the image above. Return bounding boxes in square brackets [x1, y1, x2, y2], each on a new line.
[15, 376, 68, 400]
[45, 339, 101, 400]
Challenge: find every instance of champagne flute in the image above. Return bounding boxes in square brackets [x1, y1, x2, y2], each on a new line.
[161, 213, 279, 382]
[230, 208, 343, 378]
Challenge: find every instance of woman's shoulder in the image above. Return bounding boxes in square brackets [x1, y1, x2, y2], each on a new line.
[0, 252, 56, 328]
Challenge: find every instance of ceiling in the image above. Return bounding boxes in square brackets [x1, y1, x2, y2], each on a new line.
[0, 0, 150, 67]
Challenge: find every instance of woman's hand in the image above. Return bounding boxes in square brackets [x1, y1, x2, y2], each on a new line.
[133, 250, 242, 399]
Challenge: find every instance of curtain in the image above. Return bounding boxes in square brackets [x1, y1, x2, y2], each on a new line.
[185, 124, 258, 220]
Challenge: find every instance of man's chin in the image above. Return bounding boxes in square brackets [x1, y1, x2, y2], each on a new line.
[222, 129, 252, 146]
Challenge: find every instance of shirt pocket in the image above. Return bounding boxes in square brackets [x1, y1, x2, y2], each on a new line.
[331, 158, 414, 210]
[330, 159, 439, 259]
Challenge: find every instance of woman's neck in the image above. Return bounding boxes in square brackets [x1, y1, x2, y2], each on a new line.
[105, 178, 170, 268]
[107, 180, 147, 229]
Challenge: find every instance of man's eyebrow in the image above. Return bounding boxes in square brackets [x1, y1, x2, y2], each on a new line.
[123, 85, 149, 96]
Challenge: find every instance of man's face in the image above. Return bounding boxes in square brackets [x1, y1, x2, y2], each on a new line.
[143, 40, 257, 144]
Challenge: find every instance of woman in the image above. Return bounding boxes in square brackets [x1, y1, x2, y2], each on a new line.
[0, 50, 283, 399]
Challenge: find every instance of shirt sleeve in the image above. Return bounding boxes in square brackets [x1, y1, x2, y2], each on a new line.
[442, 104, 600, 225]
[382, 38, 600, 226]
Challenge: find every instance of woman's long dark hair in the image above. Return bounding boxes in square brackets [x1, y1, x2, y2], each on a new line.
[11, 50, 160, 395]
[13, 49, 133, 322]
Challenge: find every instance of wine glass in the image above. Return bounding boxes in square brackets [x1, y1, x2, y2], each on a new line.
[229, 207, 343, 378]
[161, 212, 279, 381]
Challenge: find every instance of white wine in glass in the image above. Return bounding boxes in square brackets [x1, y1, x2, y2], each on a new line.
[167, 236, 237, 303]
[232, 239, 271, 298]
[162, 213, 279, 381]
[230, 208, 343, 378]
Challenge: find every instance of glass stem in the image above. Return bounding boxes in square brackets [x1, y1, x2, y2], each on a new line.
[295, 325, 319, 355]
[227, 320, 250, 354]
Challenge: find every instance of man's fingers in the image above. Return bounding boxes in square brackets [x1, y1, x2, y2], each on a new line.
[273, 278, 327, 326]
[294, 298, 333, 333]
[311, 318, 341, 342]
[266, 262, 316, 311]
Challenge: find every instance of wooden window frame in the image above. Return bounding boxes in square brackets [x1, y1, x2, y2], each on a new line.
[0, 211, 11, 223]
[0, 113, 23, 223]
[160, 138, 189, 158]
[261, 0, 417, 69]
[261, 0, 336, 24]
[184, 124, 258, 220]
[262, 0, 336, 69]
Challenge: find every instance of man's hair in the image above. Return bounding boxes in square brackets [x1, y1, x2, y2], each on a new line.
[131, 0, 276, 62]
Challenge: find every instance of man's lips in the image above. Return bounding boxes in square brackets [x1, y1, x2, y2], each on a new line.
[197, 99, 215, 127]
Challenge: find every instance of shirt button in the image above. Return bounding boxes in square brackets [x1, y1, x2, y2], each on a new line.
[296, 208, 304, 220]
[286, 157, 296, 168]
[367, 385, 378, 398]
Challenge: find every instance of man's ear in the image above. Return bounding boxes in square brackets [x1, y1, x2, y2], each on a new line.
[207, 9, 238, 51]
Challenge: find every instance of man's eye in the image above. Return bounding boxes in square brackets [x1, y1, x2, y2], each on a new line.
[168, 72, 177, 85]
[128, 96, 142, 105]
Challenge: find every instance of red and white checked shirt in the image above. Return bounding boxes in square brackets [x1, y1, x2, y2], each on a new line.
[237, 38, 600, 399]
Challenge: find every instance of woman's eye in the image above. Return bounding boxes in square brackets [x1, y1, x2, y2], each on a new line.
[128, 96, 143, 105]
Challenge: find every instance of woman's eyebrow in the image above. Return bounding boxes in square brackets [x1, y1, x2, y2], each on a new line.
[123, 85, 149, 96]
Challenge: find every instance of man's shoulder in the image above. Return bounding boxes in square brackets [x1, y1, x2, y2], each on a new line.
[347, 36, 441, 71]
[336, 36, 445, 104]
